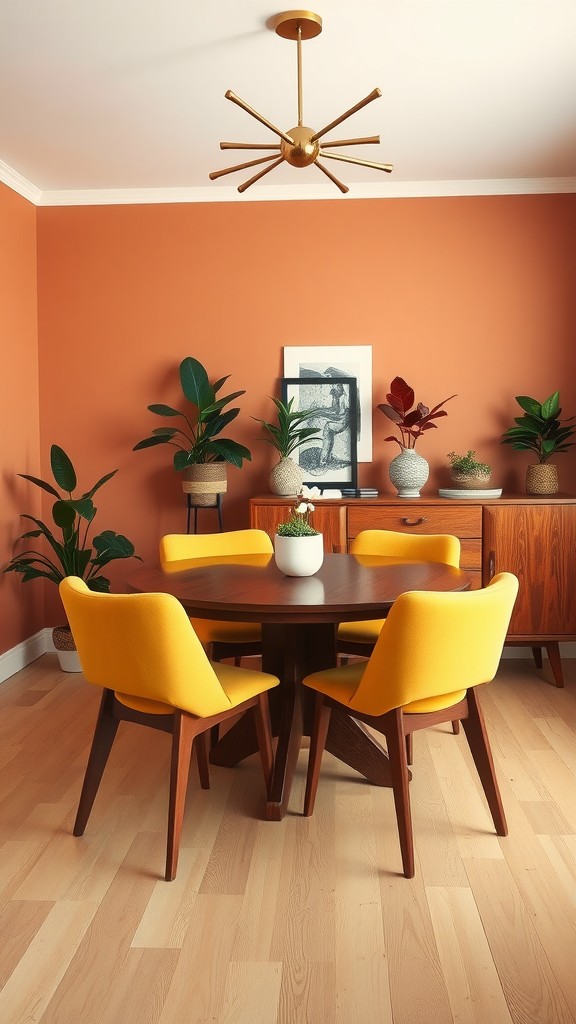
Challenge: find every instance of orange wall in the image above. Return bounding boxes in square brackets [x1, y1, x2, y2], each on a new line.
[25, 192, 576, 625]
[0, 183, 43, 653]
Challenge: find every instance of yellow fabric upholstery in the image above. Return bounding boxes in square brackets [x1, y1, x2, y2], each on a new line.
[338, 530, 461, 645]
[160, 530, 273, 647]
[305, 573, 519, 717]
[60, 577, 278, 717]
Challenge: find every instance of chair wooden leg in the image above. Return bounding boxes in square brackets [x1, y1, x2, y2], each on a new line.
[385, 708, 415, 878]
[74, 689, 120, 837]
[452, 720, 460, 735]
[405, 731, 413, 765]
[210, 724, 220, 748]
[166, 711, 198, 881]
[461, 687, 508, 837]
[194, 732, 210, 790]
[303, 693, 332, 817]
[253, 692, 274, 793]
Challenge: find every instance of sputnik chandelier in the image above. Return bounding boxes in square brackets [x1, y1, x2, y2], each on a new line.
[209, 9, 393, 194]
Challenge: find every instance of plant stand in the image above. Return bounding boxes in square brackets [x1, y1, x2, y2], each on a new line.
[186, 492, 224, 534]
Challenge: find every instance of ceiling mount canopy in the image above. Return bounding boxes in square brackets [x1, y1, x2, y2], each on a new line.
[209, 10, 393, 194]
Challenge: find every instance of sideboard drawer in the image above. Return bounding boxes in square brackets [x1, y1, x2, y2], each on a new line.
[348, 504, 482, 539]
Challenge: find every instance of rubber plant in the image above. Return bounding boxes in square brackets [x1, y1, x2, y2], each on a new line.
[378, 377, 456, 449]
[501, 391, 575, 462]
[133, 356, 251, 469]
[3, 445, 140, 592]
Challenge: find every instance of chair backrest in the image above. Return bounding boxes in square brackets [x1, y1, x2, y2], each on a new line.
[351, 529, 460, 567]
[59, 577, 232, 717]
[349, 572, 518, 717]
[160, 529, 273, 567]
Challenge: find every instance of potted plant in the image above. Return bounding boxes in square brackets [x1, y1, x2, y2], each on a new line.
[3, 445, 140, 671]
[253, 397, 322, 495]
[377, 377, 456, 498]
[501, 391, 575, 494]
[134, 356, 251, 507]
[447, 450, 492, 489]
[274, 490, 324, 576]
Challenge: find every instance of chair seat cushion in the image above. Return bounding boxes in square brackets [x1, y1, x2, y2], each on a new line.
[212, 661, 279, 705]
[337, 619, 384, 644]
[303, 663, 466, 716]
[190, 617, 262, 645]
[115, 691, 174, 714]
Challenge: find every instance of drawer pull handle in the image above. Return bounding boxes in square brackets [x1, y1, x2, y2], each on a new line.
[402, 517, 427, 526]
[488, 550, 495, 579]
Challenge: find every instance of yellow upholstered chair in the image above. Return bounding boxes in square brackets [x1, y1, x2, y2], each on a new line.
[338, 530, 461, 655]
[60, 576, 279, 881]
[303, 572, 518, 878]
[160, 530, 273, 663]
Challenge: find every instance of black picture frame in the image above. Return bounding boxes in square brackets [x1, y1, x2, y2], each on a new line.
[281, 376, 358, 491]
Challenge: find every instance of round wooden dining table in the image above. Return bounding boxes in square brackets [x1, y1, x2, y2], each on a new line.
[126, 552, 471, 820]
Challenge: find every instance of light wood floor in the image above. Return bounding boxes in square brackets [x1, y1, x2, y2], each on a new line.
[1, 654, 576, 1023]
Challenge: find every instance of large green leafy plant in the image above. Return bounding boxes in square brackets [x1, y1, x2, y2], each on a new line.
[252, 397, 321, 458]
[3, 446, 140, 592]
[134, 356, 251, 470]
[501, 391, 575, 463]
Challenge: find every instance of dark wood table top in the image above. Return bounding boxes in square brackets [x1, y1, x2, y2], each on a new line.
[126, 553, 471, 625]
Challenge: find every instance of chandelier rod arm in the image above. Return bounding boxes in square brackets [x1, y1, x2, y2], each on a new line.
[209, 154, 281, 181]
[310, 88, 382, 143]
[320, 136, 380, 149]
[320, 150, 393, 173]
[220, 142, 281, 151]
[297, 23, 303, 126]
[225, 91, 294, 145]
[314, 159, 349, 194]
[238, 156, 285, 194]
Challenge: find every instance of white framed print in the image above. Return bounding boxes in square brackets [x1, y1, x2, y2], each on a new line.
[283, 345, 372, 462]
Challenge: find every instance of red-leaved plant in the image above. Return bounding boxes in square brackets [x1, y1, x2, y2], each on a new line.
[378, 377, 456, 450]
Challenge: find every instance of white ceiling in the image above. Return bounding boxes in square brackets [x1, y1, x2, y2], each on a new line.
[1, 1, 576, 205]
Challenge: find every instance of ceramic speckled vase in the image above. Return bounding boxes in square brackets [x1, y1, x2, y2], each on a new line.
[269, 456, 303, 496]
[389, 447, 429, 499]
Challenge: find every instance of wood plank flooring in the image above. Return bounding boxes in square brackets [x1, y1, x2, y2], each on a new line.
[1, 654, 576, 1023]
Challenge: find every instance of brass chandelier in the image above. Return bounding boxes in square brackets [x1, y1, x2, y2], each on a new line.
[209, 9, 393, 194]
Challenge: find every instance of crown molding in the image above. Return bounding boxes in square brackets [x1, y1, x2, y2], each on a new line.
[0, 159, 43, 204]
[1, 160, 575, 207]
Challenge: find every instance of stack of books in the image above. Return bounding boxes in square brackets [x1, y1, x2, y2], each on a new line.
[340, 488, 379, 498]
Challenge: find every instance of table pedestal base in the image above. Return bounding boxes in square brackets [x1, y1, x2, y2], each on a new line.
[209, 622, 397, 820]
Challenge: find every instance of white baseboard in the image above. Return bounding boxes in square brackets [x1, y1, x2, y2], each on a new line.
[0, 629, 49, 683]
[0, 633, 574, 685]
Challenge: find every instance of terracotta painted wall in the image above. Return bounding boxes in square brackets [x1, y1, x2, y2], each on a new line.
[0, 183, 43, 654]
[30, 192, 576, 626]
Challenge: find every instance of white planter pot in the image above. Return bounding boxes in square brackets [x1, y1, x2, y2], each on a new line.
[274, 533, 324, 577]
[388, 447, 429, 499]
[57, 648, 83, 673]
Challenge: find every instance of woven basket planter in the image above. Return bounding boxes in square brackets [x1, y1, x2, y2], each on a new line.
[182, 464, 227, 506]
[52, 625, 82, 673]
[526, 463, 558, 495]
[451, 471, 491, 490]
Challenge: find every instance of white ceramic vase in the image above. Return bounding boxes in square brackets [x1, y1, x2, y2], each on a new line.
[274, 533, 324, 576]
[389, 447, 429, 499]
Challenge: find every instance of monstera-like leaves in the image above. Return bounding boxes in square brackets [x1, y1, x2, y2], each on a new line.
[133, 356, 251, 470]
[3, 445, 140, 592]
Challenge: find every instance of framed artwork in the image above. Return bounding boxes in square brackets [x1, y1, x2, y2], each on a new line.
[283, 345, 372, 462]
[281, 376, 358, 490]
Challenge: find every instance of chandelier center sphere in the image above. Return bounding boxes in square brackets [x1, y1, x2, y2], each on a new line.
[281, 126, 319, 167]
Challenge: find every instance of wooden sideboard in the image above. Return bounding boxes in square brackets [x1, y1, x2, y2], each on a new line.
[250, 493, 576, 687]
